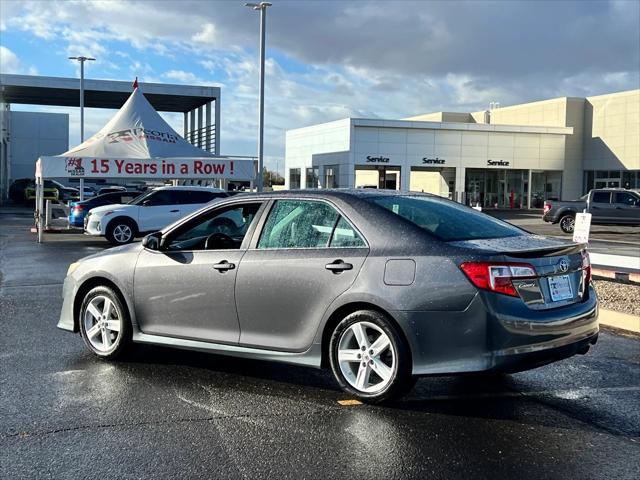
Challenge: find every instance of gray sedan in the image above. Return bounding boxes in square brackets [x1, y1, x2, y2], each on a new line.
[58, 190, 599, 403]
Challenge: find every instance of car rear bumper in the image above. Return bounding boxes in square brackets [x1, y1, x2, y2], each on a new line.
[393, 287, 599, 376]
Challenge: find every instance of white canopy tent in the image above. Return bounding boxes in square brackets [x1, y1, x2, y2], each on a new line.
[34, 87, 257, 241]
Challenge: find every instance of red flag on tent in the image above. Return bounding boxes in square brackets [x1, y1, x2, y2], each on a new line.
[132, 77, 138, 90]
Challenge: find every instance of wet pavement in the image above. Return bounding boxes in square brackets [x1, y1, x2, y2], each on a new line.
[1, 211, 639, 479]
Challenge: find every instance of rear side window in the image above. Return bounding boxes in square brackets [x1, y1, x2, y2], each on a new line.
[188, 190, 227, 204]
[591, 192, 611, 204]
[368, 195, 524, 242]
[257, 200, 365, 249]
[330, 217, 365, 247]
[614, 192, 638, 206]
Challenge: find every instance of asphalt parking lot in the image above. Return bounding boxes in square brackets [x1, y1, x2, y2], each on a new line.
[1, 210, 639, 479]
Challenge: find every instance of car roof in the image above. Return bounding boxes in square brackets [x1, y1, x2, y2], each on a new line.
[232, 188, 437, 201]
[152, 186, 226, 192]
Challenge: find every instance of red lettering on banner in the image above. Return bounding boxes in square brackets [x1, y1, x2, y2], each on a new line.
[114, 159, 125, 173]
[194, 160, 225, 175]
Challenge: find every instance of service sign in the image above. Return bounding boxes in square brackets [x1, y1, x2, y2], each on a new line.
[573, 212, 592, 243]
[37, 156, 257, 181]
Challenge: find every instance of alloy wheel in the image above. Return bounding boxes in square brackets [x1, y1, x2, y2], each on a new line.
[113, 224, 132, 243]
[337, 321, 396, 394]
[83, 295, 121, 352]
[561, 216, 575, 233]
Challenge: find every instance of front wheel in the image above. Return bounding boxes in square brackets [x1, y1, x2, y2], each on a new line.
[329, 310, 416, 404]
[79, 286, 131, 359]
[106, 218, 136, 245]
[559, 214, 575, 233]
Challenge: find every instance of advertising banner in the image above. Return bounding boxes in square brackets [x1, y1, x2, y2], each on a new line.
[36, 156, 257, 181]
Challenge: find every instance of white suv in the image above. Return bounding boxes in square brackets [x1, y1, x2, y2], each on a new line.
[84, 186, 227, 245]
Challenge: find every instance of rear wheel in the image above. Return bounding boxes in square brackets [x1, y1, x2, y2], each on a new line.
[329, 310, 415, 404]
[559, 214, 575, 233]
[79, 286, 131, 359]
[106, 218, 136, 245]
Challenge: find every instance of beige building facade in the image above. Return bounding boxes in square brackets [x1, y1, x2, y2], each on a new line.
[285, 89, 639, 209]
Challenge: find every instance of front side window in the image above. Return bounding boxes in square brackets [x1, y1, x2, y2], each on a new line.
[167, 202, 262, 251]
[591, 192, 611, 204]
[368, 195, 524, 242]
[257, 200, 365, 249]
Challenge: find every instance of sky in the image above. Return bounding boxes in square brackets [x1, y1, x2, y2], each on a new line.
[0, 0, 639, 173]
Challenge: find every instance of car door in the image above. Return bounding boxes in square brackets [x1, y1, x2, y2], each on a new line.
[235, 199, 369, 352]
[138, 190, 185, 232]
[613, 191, 640, 224]
[133, 200, 265, 343]
[589, 191, 615, 222]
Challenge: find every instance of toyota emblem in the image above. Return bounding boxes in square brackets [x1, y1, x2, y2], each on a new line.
[558, 258, 569, 273]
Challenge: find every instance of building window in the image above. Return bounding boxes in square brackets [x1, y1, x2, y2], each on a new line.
[325, 165, 340, 189]
[305, 167, 319, 189]
[289, 168, 301, 189]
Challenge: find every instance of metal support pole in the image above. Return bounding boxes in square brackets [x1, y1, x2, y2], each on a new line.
[189, 110, 196, 145]
[183, 112, 188, 138]
[527, 169, 532, 210]
[197, 106, 204, 148]
[256, 6, 267, 192]
[45, 200, 52, 229]
[205, 102, 212, 153]
[37, 177, 44, 243]
[79, 59, 85, 202]
[214, 98, 221, 155]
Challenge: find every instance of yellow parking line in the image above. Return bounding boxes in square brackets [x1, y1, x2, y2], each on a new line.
[337, 399, 363, 406]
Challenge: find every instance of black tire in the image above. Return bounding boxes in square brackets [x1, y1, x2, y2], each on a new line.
[79, 286, 132, 360]
[105, 217, 137, 245]
[329, 310, 416, 404]
[559, 214, 575, 234]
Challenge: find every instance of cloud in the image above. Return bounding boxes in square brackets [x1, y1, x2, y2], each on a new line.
[0, 46, 38, 75]
[1, 0, 638, 172]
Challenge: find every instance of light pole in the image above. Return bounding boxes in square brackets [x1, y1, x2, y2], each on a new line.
[245, 2, 271, 192]
[69, 56, 95, 201]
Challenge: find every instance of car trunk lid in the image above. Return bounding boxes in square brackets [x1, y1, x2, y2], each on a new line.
[452, 235, 589, 310]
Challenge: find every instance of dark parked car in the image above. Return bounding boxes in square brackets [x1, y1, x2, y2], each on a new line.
[98, 186, 127, 195]
[59, 190, 598, 403]
[68, 191, 142, 227]
[543, 188, 640, 233]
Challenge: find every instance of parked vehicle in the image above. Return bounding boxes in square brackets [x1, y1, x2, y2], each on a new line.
[84, 186, 227, 245]
[60, 190, 598, 403]
[543, 188, 640, 233]
[8, 179, 32, 203]
[98, 186, 127, 196]
[68, 191, 142, 227]
[23, 180, 60, 203]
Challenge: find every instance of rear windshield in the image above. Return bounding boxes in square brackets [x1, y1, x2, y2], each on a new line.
[367, 195, 525, 242]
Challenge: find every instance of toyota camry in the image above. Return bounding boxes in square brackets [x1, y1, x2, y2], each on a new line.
[58, 190, 598, 403]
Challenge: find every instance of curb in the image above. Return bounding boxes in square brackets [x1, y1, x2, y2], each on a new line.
[592, 267, 640, 284]
[599, 308, 640, 334]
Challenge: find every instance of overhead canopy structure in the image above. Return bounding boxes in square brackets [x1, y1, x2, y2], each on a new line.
[33, 86, 256, 242]
[36, 87, 256, 181]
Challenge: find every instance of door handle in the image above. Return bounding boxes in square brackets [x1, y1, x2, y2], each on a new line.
[213, 260, 235, 272]
[325, 260, 353, 273]
[170, 209, 180, 213]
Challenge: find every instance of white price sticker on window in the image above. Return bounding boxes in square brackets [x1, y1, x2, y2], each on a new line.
[573, 212, 592, 243]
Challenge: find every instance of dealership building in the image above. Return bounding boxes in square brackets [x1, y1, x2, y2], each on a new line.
[285, 89, 639, 208]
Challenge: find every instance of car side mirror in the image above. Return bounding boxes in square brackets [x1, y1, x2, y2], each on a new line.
[142, 231, 163, 250]
[141, 199, 151, 206]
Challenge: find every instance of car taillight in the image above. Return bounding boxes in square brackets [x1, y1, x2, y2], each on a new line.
[543, 202, 552, 215]
[459, 262, 537, 297]
[582, 250, 591, 286]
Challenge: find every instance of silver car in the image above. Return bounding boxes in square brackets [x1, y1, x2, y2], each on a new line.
[58, 190, 599, 403]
